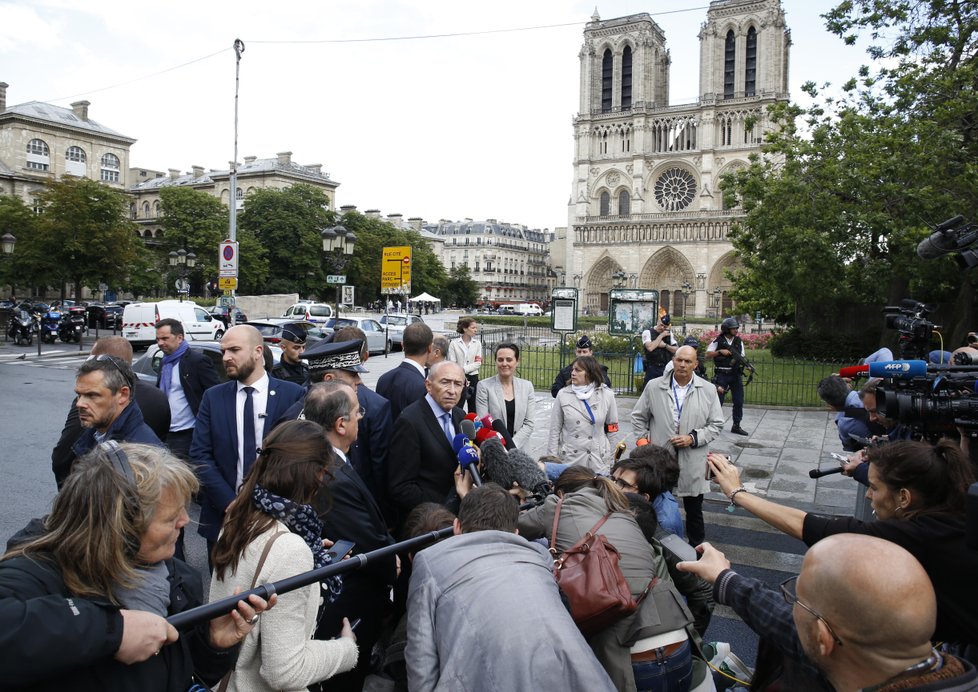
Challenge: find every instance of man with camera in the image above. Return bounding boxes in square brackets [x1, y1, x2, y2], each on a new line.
[707, 317, 748, 435]
[641, 313, 678, 388]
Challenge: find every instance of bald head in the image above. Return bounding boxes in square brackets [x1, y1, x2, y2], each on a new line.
[225, 324, 263, 348]
[798, 534, 935, 663]
[90, 336, 133, 363]
[672, 345, 699, 384]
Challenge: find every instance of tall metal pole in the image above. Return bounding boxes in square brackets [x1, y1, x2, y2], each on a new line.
[228, 39, 244, 327]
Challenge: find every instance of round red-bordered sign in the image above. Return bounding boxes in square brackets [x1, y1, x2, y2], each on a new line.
[223, 245, 235, 261]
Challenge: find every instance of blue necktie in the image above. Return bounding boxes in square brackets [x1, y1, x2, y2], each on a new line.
[242, 386, 257, 477]
[442, 412, 454, 443]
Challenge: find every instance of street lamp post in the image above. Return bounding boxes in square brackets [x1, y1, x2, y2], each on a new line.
[612, 269, 627, 288]
[713, 287, 722, 330]
[2, 233, 16, 302]
[321, 224, 356, 320]
[681, 280, 692, 335]
[168, 248, 197, 303]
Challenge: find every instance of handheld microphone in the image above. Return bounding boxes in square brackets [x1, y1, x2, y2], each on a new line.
[456, 444, 482, 485]
[478, 414, 494, 430]
[809, 466, 844, 479]
[460, 418, 477, 442]
[452, 432, 470, 454]
[464, 412, 478, 422]
[475, 426, 504, 447]
[491, 418, 517, 450]
[838, 364, 869, 378]
[867, 360, 928, 379]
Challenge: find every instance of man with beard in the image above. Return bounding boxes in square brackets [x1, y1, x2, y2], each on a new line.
[190, 325, 304, 557]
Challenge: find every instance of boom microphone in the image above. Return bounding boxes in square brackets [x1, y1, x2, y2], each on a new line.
[916, 215, 967, 260]
[479, 438, 549, 495]
[867, 360, 928, 379]
[491, 418, 517, 450]
[456, 444, 482, 485]
[838, 364, 869, 378]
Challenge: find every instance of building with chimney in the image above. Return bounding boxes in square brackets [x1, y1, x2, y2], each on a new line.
[562, 0, 790, 319]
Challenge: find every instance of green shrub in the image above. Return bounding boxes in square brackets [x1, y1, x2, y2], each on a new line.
[768, 327, 873, 361]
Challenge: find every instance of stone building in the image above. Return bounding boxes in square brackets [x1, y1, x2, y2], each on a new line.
[424, 219, 552, 305]
[127, 152, 338, 244]
[562, 0, 790, 318]
[0, 82, 135, 204]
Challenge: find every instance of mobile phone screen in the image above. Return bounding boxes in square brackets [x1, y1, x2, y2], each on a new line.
[327, 540, 356, 562]
[660, 533, 698, 562]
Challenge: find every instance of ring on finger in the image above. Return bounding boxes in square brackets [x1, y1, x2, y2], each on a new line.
[247, 614, 260, 625]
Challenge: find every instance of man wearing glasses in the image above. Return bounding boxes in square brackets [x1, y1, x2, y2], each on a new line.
[677, 533, 977, 690]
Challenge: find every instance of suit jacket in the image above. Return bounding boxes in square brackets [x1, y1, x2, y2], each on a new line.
[156, 347, 221, 417]
[475, 375, 538, 449]
[387, 398, 465, 520]
[190, 377, 305, 541]
[348, 384, 393, 520]
[376, 361, 426, 421]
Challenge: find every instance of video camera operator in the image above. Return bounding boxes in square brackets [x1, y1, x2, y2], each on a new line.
[641, 312, 678, 388]
[706, 317, 748, 435]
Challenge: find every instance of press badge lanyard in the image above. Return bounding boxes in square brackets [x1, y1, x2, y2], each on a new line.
[582, 399, 596, 425]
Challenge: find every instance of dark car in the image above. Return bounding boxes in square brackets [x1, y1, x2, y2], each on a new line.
[246, 319, 325, 345]
[86, 303, 124, 329]
[207, 305, 249, 327]
[133, 341, 283, 384]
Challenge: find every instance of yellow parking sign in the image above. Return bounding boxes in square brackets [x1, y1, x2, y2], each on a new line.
[381, 246, 411, 294]
[218, 277, 238, 290]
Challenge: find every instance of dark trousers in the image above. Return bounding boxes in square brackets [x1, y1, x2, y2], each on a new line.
[165, 428, 195, 560]
[643, 364, 667, 387]
[714, 370, 744, 425]
[464, 374, 478, 414]
[682, 495, 705, 547]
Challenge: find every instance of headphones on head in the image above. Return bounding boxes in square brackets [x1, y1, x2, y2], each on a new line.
[99, 440, 142, 559]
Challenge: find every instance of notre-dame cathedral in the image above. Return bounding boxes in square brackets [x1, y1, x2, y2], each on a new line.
[561, 0, 790, 320]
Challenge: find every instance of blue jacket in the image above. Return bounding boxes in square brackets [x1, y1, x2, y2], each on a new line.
[71, 401, 162, 459]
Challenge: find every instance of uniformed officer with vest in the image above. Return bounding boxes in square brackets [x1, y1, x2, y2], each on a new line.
[641, 312, 678, 387]
[706, 317, 748, 435]
[271, 322, 309, 386]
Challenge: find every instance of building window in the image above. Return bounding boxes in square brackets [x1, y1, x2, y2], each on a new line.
[100, 153, 121, 182]
[745, 28, 757, 97]
[724, 31, 736, 99]
[600, 191, 611, 217]
[142, 202, 150, 218]
[235, 187, 244, 210]
[621, 46, 632, 111]
[601, 49, 613, 113]
[65, 145, 87, 176]
[653, 168, 697, 212]
[66, 146, 86, 162]
[618, 190, 630, 216]
[26, 139, 50, 171]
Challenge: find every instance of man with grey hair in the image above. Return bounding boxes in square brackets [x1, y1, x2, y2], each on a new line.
[429, 335, 450, 366]
[388, 360, 467, 524]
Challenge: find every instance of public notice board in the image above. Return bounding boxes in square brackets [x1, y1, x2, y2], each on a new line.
[381, 246, 412, 295]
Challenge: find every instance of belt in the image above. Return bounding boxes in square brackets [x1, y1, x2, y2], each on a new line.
[630, 640, 687, 662]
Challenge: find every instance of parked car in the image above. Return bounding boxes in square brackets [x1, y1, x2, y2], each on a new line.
[206, 305, 249, 327]
[282, 302, 333, 325]
[322, 317, 388, 354]
[379, 313, 425, 350]
[86, 303, 124, 329]
[132, 341, 283, 383]
[246, 319, 325, 345]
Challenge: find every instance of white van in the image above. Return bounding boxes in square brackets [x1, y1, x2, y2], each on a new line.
[123, 300, 225, 348]
[515, 303, 544, 316]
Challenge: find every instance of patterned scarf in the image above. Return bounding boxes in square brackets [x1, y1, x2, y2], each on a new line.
[159, 340, 189, 397]
[251, 483, 342, 604]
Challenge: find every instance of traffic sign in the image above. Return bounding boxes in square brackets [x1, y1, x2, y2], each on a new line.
[381, 246, 412, 294]
[219, 240, 239, 278]
[219, 277, 238, 290]
[326, 275, 346, 284]
[175, 278, 190, 292]
[218, 295, 236, 308]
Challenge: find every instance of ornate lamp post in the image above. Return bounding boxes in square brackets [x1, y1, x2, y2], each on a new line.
[2, 232, 16, 301]
[712, 287, 722, 330]
[321, 224, 356, 319]
[612, 269, 627, 288]
[168, 248, 197, 303]
[681, 280, 692, 335]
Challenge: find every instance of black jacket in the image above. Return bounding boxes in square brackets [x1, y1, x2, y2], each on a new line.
[155, 347, 221, 417]
[550, 362, 612, 397]
[376, 361, 426, 421]
[0, 554, 237, 691]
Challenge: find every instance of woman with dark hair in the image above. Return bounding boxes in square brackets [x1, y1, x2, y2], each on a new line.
[0, 442, 271, 691]
[475, 342, 538, 448]
[549, 355, 619, 473]
[519, 466, 698, 691]
[707, 439, 978, 649]
[448, 316, 482, 413]
[210, 419, 358, 692]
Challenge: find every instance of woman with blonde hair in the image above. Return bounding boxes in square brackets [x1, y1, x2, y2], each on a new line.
[210, 419, 357, 692]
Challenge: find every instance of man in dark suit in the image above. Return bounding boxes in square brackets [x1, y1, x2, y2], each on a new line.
[387, 360, 466, 523]
[155, 317, 220, 459]
[190, 325, 304, 553]
[376, 321, 433, 421]
[51, 336, 170, 488]
[305, 380, 397, 692]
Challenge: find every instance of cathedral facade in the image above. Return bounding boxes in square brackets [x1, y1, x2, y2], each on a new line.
[563, 0, 790, 319]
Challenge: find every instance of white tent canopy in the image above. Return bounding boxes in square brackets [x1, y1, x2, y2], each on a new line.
[409, 292, 441, 303]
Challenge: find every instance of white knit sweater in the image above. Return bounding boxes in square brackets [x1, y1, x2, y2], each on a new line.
[209, 521, 358, 692]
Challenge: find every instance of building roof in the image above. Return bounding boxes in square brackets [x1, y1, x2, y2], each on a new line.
[129, 156, 336, 191]
[425, 220, 552, 243]
[2, 101, 135, 142]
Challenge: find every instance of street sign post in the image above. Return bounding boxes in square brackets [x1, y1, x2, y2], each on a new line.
[219, 240, 239, 278]
[381, 246, 412, 296]
[326, 275, 346, 284]
[218, 277, 238, 290]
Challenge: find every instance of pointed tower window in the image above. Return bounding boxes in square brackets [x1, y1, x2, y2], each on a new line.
[745, 27, 757, 97]
[602, 49, 613, 113]
[724, 31, 736, 99]
[621, 46, 632, 111]
[600, 191, 610, 217]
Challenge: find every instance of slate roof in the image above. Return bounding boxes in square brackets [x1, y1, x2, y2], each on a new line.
[129, 156, 335, 191]
[2, 101, 135, 142]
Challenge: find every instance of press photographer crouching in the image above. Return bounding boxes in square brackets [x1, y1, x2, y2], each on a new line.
[0, 442, 274, 691]
[707, 441, 978, 655]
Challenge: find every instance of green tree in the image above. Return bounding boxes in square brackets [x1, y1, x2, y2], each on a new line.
[0, 195, 41, 295]
[722, 1, 978, 340]
[443, 265, 479, 307]
[10, 177, 148, 300]
[158, 186, 267, 296]
[237, 184, 331, 296]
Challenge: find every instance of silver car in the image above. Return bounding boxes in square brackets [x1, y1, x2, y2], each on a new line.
[379, 314, 425, 351]
[133, 341, 283, 383]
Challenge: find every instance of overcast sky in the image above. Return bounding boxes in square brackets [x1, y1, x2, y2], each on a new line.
[1, 1, 870, 231]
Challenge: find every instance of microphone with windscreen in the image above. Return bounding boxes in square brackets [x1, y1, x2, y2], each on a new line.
[479, 438, 549, 496]
[460, 418, 477, 442]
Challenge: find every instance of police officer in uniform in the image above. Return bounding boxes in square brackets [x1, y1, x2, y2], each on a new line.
[271, 322, 309, 386]
[641, 313, 678, 387]
[706, 317, 748, 435]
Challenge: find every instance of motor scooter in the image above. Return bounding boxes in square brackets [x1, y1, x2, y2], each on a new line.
[58, 308, 86, 343]
[7, 309, 34, 345]
[40, 308, 61, 343]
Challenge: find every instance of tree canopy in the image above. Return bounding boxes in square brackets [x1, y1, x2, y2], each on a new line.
[722, 0, 978, 342]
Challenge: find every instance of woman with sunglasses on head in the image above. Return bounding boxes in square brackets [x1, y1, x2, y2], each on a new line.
[475, 342, 538, 448]
[209, 419, 358, 692]
[707, 439, 978, 652]
[549, 355, 619, 474]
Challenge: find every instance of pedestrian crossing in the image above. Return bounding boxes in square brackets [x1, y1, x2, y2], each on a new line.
[0, 350, 89, 370]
